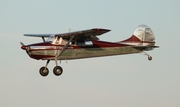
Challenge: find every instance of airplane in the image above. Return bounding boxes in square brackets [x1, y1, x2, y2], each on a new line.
[21, 24, 159, 77]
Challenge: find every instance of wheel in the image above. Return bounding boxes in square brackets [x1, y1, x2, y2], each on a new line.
[148, 56, 152, 61]
[39, 67, 49, 76]
[53, 66, 63, 76]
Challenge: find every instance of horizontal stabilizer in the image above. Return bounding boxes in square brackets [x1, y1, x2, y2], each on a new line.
[133, 45, 159, 51]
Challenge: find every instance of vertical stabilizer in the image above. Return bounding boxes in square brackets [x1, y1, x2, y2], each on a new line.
[121, 24, 156, 46]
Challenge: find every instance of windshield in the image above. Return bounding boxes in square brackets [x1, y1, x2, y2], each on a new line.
[46, 35, 55, 42]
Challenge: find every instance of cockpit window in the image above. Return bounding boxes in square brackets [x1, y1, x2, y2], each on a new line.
[47, 35, 67, 45]
[46, 35, 93, 46]
[46, 35, 55, 42]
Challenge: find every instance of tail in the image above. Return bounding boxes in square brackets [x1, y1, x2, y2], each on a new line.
[120, 24, 158, 50]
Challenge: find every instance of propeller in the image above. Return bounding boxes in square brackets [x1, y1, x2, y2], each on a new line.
[20, 42, 31, 55]
[20, 42, 27, 50]
[20, 42, 25, 46]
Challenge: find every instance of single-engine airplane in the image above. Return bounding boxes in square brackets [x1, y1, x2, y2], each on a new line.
[21, 24, 159, 77]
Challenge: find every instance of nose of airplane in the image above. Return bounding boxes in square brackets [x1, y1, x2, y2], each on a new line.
[21, 45, 27, 50]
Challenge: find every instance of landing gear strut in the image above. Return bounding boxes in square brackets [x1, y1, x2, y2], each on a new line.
[143, 51, 152, 61]
[39, 59, 63, 77]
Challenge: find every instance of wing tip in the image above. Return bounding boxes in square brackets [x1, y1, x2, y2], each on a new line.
[92, 28, 111, 32]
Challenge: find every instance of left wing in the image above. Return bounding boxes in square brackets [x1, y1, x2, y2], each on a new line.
[24, 34, 51, 37]
[24, 34, 52, 42]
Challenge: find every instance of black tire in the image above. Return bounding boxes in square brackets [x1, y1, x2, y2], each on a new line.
[53, 66, 63, 76]
[39, 67, 49, 76]
[148, 56, 152, 61]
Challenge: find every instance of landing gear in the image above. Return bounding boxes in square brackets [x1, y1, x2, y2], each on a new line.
[53, 66, 63, 76]
[39, 60, 64, 77]
[39, 67, 49, 76]
[39, 60, 50, 76]
[143, 51, 152, 61]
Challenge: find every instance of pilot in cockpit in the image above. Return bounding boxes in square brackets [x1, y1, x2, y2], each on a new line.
[47, 35, 66, 45]
[52, 36, 57, 44]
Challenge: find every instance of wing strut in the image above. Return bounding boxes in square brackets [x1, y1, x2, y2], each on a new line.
[55, 35, 75, 59]
[42, 37, 45, 42]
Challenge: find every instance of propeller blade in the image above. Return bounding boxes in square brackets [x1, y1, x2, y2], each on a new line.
[20, 42, 25, 46]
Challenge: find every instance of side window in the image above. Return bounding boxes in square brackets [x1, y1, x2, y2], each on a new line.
[85, 41, 93, 46]
[77, 40, 93, 46]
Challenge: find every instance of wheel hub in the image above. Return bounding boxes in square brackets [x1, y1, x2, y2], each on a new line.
[43, 69, 47, 73]
[56, 69, 61, 74]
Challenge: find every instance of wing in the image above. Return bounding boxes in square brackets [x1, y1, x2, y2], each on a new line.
[24, 34, 52, 42]
[24, 34, 52, 37]
[24, 28, 110, 39]
[54, 28, 111, 41]
[24, 28, 110, 42]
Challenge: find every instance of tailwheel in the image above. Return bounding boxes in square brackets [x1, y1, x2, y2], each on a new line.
[39, 67, 49, 76]
[53, 66, 63, 76]
[148, 56, 152, 61]
[143, 51, 152, 61]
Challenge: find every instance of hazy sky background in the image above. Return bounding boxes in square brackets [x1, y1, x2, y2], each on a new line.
[0, 0, 180, 107]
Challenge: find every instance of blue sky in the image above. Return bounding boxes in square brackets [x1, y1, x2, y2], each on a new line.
[0, 0, 180, 107]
